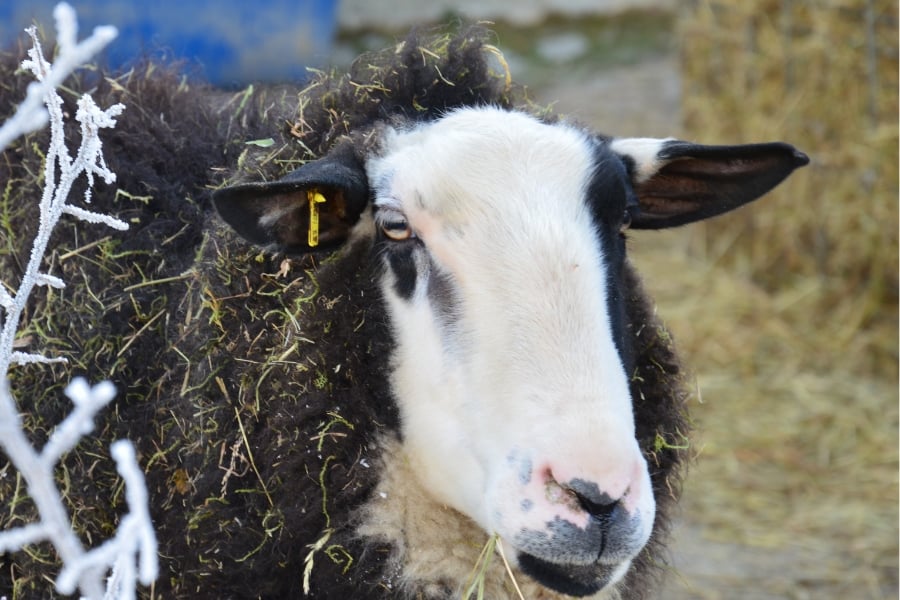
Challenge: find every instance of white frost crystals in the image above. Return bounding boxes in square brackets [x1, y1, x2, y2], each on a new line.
[0, 4, 158, 600]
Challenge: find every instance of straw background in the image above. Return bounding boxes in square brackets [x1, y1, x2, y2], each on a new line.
[627, 1, 897, 596]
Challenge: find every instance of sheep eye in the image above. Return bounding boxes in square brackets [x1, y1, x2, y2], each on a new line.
[381, 220, 414, 241]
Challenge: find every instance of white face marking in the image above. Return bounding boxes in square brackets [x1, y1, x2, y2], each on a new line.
[366, 107, 655, 593]
[609, 136, 675, 183]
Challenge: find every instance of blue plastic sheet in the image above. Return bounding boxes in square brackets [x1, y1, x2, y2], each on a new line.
[0, 1, 337, 85]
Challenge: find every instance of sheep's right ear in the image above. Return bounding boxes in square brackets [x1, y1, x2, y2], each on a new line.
[212, 145, 369, 254]
[610, 138, 809, 229]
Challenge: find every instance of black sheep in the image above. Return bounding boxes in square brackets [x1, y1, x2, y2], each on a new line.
[0, 26, 807, 599]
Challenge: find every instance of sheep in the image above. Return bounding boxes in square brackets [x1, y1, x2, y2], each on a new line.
[0, 26, 808, 599]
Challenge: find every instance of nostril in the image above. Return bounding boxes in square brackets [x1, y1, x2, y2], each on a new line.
[575, 492, 619, 522]
[565, 478, 621, 521]
[563, 480, 627, 561]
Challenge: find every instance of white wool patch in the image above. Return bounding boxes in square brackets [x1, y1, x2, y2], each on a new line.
[609, 137, 675, 183]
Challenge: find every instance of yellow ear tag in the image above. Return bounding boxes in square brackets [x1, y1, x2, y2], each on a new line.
[307, 190, 327, 247]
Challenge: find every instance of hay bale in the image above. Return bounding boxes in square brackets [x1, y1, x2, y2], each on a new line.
[655, 1, 899, 595]
[679, 0, 897, 375]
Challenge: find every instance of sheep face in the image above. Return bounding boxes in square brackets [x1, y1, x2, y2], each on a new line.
[366, 108, 650, 595]
[213, 106, 808, 597]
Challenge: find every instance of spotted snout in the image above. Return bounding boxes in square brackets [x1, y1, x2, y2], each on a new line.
[493, 450, 655, 596]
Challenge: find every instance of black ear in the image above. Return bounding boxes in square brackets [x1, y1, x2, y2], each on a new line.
[610, 138, 809, 230]
[212, 144, 369, 253]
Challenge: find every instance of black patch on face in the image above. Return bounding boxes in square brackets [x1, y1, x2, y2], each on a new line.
[517, 457, 533, 485]
[615, 152, 638, 184]
[426, 266, 451, 312]
[386, 244, 417, 300]
[517, 553, 613, 597]
[375, 215, 464, 349]
[525, 516, 607, 560]
[586, 144, 639, 375]
[426, 265, 459, 329]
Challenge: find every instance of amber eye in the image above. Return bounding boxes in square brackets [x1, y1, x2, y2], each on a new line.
[381, 220, 414, 241]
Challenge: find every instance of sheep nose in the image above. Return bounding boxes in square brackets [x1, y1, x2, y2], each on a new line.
[543, 451, 650, 518]
[566, 479, 623, 524]
[510, 467, 649, 567]
[563, 481, 634, 558]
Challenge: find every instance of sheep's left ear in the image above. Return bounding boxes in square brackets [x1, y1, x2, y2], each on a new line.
[212, 144, 369, 253]
[610, 138, 809, 229]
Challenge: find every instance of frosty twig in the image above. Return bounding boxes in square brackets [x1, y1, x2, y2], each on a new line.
[0, 4, 157, 599]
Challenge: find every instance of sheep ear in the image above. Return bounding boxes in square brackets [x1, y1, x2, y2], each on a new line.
[213, 145, 369, 253]
[610, 138, 809, 230]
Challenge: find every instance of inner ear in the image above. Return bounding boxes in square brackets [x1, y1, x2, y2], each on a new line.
[269, 186, 355, 251]
[215, 184, 359, 253]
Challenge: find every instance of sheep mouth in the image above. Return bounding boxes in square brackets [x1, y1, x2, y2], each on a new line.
[516, 552, 621, 597]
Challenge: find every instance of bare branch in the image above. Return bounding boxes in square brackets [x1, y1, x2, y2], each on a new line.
[0, 4, 158, 599]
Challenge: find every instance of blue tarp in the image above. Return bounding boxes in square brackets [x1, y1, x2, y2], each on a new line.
[0, 1, 338, 86]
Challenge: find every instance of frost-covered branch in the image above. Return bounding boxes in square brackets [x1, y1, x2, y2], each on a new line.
[0, 3, 117, 152]
[0, 4, 158, 599]
[0, 5, 127, 369]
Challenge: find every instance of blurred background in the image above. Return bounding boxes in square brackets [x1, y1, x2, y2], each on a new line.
[2, 0, 898, 598]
